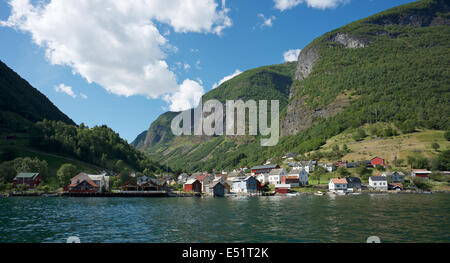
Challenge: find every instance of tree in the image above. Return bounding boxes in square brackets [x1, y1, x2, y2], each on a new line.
[57, 164, 79, 186]
[336, 167, 350, 177]
[12, 157, 49, 183]
[357, 164, 371, 180]
[445, 131, 450, 141]
[314, 166, 327, 185]
[412, 177, 432, 191]
[0, 161, 17, 183]
[431, 143, 440, 151]
[353, 128, 367, 141]
[115, 160, 126, 173]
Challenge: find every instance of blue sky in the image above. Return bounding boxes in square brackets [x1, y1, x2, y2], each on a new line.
[0, 0, 415, 142]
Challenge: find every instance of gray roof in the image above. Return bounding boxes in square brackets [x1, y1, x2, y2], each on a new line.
[370, 176, 387, 181]
[269, 168, 285, 175]
[251, 164, 278, 170]
[14, 173, 39, 179]
[345, 177, 362, 184]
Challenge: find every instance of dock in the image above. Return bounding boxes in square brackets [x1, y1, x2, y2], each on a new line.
[62, 191, 170, 198]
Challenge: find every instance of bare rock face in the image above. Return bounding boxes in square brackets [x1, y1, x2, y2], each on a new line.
[281, 94, 351, 137]
[330, 33, 369, 49]
[294, 47, 319, 82]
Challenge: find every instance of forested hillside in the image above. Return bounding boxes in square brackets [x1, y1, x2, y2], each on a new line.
[0, 60, 75, 132]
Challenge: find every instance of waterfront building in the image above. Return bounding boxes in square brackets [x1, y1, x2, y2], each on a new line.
[328, 178, 348, 193]
[369, 176, 388, 191]
[13, 173, 41, 189]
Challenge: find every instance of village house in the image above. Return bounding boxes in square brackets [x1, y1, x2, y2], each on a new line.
[371, 157, 386, 168]
[410, 169, 432, 179]
[345, 177, 362, 192]
[196, 174, 214, 192]
[369, 176, 388, 191]
[283, 169, 309, 187]
[268, 168, 287, 185]
[184, 179, 202, 193]
[251, 164, 280, 175]
[389, 183, 404, 191]
[231, 176, 259, 194]
[291, 161, 315, 173]
[136, 176, 167, 191]
[328, 178, 348, 193]
[318, 163, 336, 172]
[69, 173, 110, 193]
[334, 161, 347, 168]
[275, 184, 291, 194]
[208, 181, 225, 197]
[382, 171, 405, 183]
[13, 173, 41, 189]
[69, 177, 100, 193]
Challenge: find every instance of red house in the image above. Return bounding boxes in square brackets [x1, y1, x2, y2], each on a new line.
[275, 184, 291, 194]
[13, 173, 41, 189]
[184, 179, 202, 193]
[410, 169, 432, 179]
[371, 157, 386, 167]
[334, 161, 347, 168]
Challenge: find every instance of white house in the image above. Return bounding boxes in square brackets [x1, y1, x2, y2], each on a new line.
[268, 168, 287, 185]
[256, 173, 269, 184]
[231, 176, 259, 193]
[369, 176, 388, 191]
[291, 161, 315, 173]
[318, 163, 336, 172]
[328, 178, 347, 193]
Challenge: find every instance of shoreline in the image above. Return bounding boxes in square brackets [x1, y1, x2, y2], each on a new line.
[1, 190, 448, 198]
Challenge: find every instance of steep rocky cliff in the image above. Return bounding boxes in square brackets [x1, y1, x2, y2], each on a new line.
[281, 0, 449, 137]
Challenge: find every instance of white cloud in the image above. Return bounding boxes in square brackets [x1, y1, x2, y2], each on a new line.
[257, 13, 276, 28]
[212, 69, 242, 89]
[1, 0, 231, 105]
[165, 79, 204, 111]
[55, 84, 76, 98]
[274, 0, 348, 11]
[80, 93, 88, 99]
[283, 49, 301, 62]
[184, 63, 191, 70]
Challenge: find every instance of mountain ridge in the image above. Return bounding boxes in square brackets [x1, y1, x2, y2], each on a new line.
[0, 60, 75, 132]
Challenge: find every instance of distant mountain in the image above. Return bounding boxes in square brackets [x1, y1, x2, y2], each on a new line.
[0, 60, 75, 132]
[133, 0, 450, 172]
[133, 62, 296, 151]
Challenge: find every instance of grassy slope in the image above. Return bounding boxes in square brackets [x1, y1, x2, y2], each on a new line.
[1, 132, 102, 186]
[313, 127, 449, 164]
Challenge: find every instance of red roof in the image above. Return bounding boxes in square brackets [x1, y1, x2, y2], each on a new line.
[331, 178, 347, 184]
[196, 174, 210, 181]
[70, 178, 99, 188]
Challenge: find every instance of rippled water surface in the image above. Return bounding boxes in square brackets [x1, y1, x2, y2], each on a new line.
[0, 194, 449, 243]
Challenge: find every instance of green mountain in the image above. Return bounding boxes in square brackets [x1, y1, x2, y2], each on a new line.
[0, 60, 75, 132]
[0, 61, 167, 186]
[132, 62, 296, 150]
[135, 0, 450, 173]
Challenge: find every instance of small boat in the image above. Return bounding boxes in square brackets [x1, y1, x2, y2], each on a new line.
[286, 192, 299, 197]
[314, 191, 325, 196]
[42, 193, 59, 197]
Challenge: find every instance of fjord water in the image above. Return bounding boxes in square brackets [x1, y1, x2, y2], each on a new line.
[0, 194, 449, 243]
